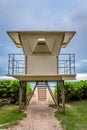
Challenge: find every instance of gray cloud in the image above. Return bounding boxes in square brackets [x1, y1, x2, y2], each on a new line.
[76, 60, 87, 73]
[0, 0, 87, 75]
[0, 56, 8, 75]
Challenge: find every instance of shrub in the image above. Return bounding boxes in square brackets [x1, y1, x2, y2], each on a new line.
[0, 80, 19, 99]
[0, 80, 32, 104]
[54, 81, 87, 102]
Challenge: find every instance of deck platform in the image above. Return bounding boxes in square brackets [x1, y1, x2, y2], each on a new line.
[8, 74, 76, 81]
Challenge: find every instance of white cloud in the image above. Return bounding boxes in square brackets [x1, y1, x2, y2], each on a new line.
[80, 60, 87, 63]
[0, 76, 16, 80]
[76, 74, 87, 80]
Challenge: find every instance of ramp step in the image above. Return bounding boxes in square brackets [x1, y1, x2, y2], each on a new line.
[38, 85, 46, 101]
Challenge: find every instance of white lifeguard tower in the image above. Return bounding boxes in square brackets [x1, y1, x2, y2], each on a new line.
[7, 31, 76, 113]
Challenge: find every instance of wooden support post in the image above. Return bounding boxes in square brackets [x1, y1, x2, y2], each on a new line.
[61, 80, 65, 114]
[57, 81, 60, 106]
[21, 81, 27, 108]
[19, 81, 23, 112]
[24, 82, 27, 106]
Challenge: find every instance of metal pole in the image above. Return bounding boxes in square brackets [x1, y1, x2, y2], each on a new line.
[8, 54, 10, 75]
[12, 54, 14, 75]
[69, 54, 71, 74]
[74, 54, 75, 74]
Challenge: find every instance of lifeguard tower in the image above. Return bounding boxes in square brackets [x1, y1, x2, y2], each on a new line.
[7, 31, 76, 113]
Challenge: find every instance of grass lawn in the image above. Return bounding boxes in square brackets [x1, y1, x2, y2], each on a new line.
[56, 100, 87, 130]
[0, 105, 26, 129]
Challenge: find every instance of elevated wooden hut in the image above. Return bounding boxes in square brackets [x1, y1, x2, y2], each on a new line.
[7, 31, 76, 112]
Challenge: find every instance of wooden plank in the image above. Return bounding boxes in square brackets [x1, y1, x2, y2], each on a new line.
[61, 80, 65, 114]
[19, 81, 23, 112]
[23, 82, 27, 106]
[57, 81, 60, 106]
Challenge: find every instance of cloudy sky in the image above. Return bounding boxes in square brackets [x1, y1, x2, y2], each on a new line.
[0, 0, 87, 75]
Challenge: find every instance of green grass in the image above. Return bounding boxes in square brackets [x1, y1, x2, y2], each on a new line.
[56, 100, 87, 130]
[0, 105, 26, 129]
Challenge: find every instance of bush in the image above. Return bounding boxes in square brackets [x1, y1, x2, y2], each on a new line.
[54, 81, 87, 102]
[0, 80, 19, 99]
[0, 80, 32, 104]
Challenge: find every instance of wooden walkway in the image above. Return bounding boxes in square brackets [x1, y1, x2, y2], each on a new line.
[8, 88, 63, 130]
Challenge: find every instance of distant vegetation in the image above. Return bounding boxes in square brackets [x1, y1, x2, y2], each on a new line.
[0, 80, 32, 129]
[0, 80, 32, 105]
[54, 80, 87, 102]
[54, 81, 87, 130]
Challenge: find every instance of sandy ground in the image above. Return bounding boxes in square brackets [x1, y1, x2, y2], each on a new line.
[8, 88, 63, 130]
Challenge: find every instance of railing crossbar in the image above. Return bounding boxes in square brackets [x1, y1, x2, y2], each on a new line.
[8, 53, 75, 75]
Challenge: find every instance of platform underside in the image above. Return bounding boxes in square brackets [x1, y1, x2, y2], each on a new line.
[8, 74, 76, 81]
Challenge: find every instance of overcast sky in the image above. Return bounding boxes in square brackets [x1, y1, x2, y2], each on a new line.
[0, 0, 87, 75]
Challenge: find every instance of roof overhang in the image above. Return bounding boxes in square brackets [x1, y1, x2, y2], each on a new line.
[7, 31, 76, 55]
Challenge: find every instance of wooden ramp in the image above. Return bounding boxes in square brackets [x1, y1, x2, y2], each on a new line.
[38, 82, 47, 101]
[27, 81, 59, 110]
[9, 91, 63, 130]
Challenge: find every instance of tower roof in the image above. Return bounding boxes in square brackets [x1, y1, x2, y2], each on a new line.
[7, 31, 76, 55]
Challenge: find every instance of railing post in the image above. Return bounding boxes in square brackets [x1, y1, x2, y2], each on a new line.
[12, 54, 14, 75]
[25, 55, 27, 74]
[74, 54, 75, 74]
[8, 54, 10, 75]
[16, 61, 17, 74]
[57, 56, 58, 74]
[69, 54, 71, 74]
[64, 63, 65, 74]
